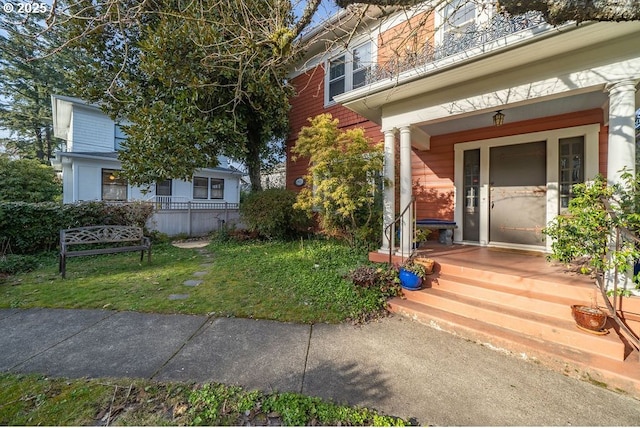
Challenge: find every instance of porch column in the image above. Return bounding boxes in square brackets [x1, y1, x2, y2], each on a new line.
[380, 128, 396, 253]
[398, 126, 413, 257]
[604, 79, 638, 291]
[606, 79, 638, 185]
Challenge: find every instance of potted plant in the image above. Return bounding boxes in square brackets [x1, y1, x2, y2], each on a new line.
[543, 172, 640, 333]
[398, 259, 427, 291]
[413, 228, 431, 249]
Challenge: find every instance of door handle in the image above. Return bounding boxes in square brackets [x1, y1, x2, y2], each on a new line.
[491, 201, 495, 209]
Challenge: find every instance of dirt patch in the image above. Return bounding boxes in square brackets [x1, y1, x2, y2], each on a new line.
[171, 239, 211, 249]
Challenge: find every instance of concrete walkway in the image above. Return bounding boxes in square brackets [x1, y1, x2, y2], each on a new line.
[1, 308, 639, 425]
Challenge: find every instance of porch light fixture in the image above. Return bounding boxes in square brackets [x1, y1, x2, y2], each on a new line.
[493, 110, 505, 126]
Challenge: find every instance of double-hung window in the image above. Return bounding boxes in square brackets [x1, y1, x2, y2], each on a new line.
[326, 42, 372, 104]
[328, 55, 346, 102]
[193, 176, 225, 200]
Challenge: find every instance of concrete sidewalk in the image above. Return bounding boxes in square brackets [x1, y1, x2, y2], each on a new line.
[1, 308, 639, 425]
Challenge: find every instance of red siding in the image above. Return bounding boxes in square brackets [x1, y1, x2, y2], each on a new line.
[413, 109, 606, 221]
[286, 64, 383, 191]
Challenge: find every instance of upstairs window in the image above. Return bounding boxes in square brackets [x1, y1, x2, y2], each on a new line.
[328, 55, 346, 102]
[443, 0, 476, 33]
[352, 43, 372, 90]
[326, 42, 372, 104]
[440, 0, 479, 53]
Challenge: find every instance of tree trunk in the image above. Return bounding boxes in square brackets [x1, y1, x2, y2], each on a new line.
[34, 126, 44, 161]
[45, 126, 53, 161]
[246, 126, 263, 192]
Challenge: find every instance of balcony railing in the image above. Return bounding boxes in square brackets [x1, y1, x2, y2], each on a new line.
[367, 11, 547, 85]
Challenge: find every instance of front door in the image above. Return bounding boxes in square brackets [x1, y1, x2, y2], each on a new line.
[489, 142, 546, 247]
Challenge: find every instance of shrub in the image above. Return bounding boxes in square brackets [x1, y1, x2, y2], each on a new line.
[345, 264, 402, 319]
[0, 201, 155, 254]
[240, 188, 311, 239]
[0, 254, 41, 275]
[0, 157, 61, 202]
[291, 114, 385, 248]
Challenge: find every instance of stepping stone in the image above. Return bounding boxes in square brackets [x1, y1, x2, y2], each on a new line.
[193, 271, 208, 277]
[168, 294, 190, 300]
[200, 263, 214, 268]
[183, 280, 203, 287]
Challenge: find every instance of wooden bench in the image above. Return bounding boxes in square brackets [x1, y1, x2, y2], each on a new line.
[59, 226, 151, 278]
[416, 219, 457, 245]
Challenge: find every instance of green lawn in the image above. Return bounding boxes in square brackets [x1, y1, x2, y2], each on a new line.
[0, 238, 407, 425]
[1, 238, 385, 323]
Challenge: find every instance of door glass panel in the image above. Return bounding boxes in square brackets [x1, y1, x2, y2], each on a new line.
[463, 149, 480, 241]
[559, 136, 584, 212]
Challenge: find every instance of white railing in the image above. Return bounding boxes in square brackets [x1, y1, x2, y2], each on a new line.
[147, 195, 239, 210]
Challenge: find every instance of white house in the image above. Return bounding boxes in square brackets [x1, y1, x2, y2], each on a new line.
[50, 95, 243, 236]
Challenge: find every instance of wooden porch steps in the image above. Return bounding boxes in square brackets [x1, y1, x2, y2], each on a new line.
[385, 259, 640, 397]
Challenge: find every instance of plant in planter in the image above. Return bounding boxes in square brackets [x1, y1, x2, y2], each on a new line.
[413, 228, 431, 249]
[398, 259, 428, 291]
[543, 172, 640, 333]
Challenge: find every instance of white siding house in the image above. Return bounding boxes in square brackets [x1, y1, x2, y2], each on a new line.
[50, 95, 243, 236]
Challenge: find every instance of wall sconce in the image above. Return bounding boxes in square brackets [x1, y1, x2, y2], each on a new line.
[493, 110, 505, 126]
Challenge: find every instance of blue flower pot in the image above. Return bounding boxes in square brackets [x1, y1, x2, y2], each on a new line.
[399, 268, 422, 291]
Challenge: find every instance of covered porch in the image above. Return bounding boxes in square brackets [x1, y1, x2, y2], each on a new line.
[335, 21, 640, 256]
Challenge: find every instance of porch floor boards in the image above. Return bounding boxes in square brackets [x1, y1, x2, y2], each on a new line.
[369, 243, 640, 398]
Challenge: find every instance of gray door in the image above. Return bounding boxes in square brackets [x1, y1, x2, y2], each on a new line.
[489, 142, 546, 247]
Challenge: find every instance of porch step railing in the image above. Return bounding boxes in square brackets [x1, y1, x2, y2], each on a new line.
[598, 197, 640, 356]
[384, 196, 416, 265]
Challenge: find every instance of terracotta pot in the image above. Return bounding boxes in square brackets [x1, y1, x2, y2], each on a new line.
[414, 257, 435, 274]
[571, 304, 607, 332]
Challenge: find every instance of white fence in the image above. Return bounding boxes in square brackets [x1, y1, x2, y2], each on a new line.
[145, 198, 241, 237]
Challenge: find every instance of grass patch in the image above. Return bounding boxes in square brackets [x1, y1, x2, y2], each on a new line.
[1, 238, 392, 323]
[0, 373, 407, 426]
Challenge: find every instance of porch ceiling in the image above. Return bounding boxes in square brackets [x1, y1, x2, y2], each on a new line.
[418, 90, 610, 137]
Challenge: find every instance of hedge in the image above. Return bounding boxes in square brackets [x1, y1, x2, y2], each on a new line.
[0, 201, 154, 255]
[240, 189, 312, 239]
